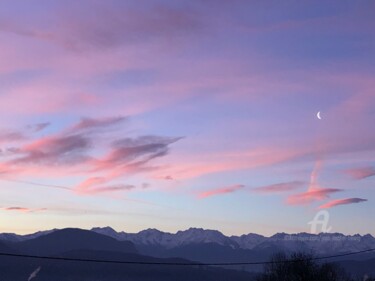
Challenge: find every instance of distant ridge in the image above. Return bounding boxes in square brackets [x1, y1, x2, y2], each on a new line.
[0, 227, 375, 276]
[2, 227, 374, 253]
[14, 228, 137, 256]
[91, 226, 375, 252]
[0, 228, 255, 281]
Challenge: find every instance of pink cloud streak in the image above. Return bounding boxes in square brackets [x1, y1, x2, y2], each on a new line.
[319, 198, 368, 209]
[198, 184, 245, 199]
[1, 207, 47, 213]
[344, 167, 375, 180]
[0, 117, 182, 198]
[252, 181, 305, 194]
[287, 188, 342, 205]
[156, 145, 305, 181]
[287, 160, 343, 205]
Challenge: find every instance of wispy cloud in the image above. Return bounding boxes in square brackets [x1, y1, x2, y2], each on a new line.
[198, 184, 245, 199]
[86, 184, 136, 194]
[155, 146, 305, 181]
[0, 0, 373, 233]
[344, 166, 375, 180]
[1, 206, 47, 213]
[27, 122, 50, 133]
[319, 198, 368, 209]
[0, 117, 181, 197]
[75, 176, 140, 195]
[12, 134, 91, 165]
[52, 2, 201, 51]
[75, 177, 108, 192]
[70, 116, 127, 133]
[2, 206, 29, 212]
[93, 135, 182, 172]
[0, 130, 25, 143]
[252, 181, 305, 194]
[0, 1, 202, 52]
[287, 188, 342, 205]
[142, 182, 150, 189]
[286, 160, 343, 205]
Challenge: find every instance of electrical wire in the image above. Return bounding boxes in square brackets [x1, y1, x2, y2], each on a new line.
[0, 248, 374, 266]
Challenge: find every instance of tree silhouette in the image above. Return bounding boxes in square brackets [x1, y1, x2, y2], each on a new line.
[256, 252, 354, 281]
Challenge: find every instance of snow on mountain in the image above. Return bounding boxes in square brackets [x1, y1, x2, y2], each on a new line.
[3, 226, 374, 257]
[230, 233, 267, 249]
[91, 227, 239, 249]
[128, 229, 174, 247]
[90, 227, 375, 255]
[253, 232, 375, 255]
[174, 228, 239, 248]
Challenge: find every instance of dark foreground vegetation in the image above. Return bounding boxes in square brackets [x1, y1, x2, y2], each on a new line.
[257, 252, 374, 281]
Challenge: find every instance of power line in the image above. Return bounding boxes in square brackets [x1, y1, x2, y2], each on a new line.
[0, 248, 374, 266]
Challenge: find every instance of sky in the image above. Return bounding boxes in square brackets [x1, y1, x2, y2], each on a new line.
[0, 0, 374, 236]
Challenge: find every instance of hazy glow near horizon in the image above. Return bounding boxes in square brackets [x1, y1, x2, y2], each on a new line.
[0, 1, 374, 236]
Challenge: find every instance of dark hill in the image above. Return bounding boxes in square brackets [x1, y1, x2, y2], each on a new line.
[14, 228, 137, 256]
[0, 249, 256, 281]
[0, 240, 17, 253]
[336, 258, 375, 276]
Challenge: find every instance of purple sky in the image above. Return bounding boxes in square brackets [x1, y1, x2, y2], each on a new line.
[0, 0, 374, 235]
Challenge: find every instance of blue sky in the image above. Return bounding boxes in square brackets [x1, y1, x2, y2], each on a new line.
[0, 0, 374, 236]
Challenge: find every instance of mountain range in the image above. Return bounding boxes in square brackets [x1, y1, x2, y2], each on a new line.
[0, 227, 374, 280]
[0, 228, 255, 281]
[91, 227, 375, 257]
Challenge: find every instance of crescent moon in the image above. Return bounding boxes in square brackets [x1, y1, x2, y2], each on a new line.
[317, 111, 322, 120]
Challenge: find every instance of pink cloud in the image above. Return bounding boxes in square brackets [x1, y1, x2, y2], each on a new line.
[0, 77, 101, 115]
[74, 174, 137, 194]
[85, 184, 136, 194]
[27, 122, 50, 133]
[0, 14, 338, 121]
[75, 177, 109, 193]
[0, 2, 201, 53]
[0, 1, 373, 124]
[52, 2, 201, 52]
[0, 117, 182, 198]
[252, 181, 305, 194]
[92, 136, 182, 172]
[1, 207, 47, 213]
[198, 184, 245, 199]
[287, 188, 342, 205]
[286, 160, 343, 205]
[344, 167, 375, 180]
[319, 198, 368, 209]
[74, 177, 136, 195]
[0, 130, 26, 144]
[3, 207, 29, 212]
[0, 163, 23, 175]
[155, 145, 305, 181]
[0, 5, 373, 202]
[13, 134, 90, 165]
[69, 116, 127, 133]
